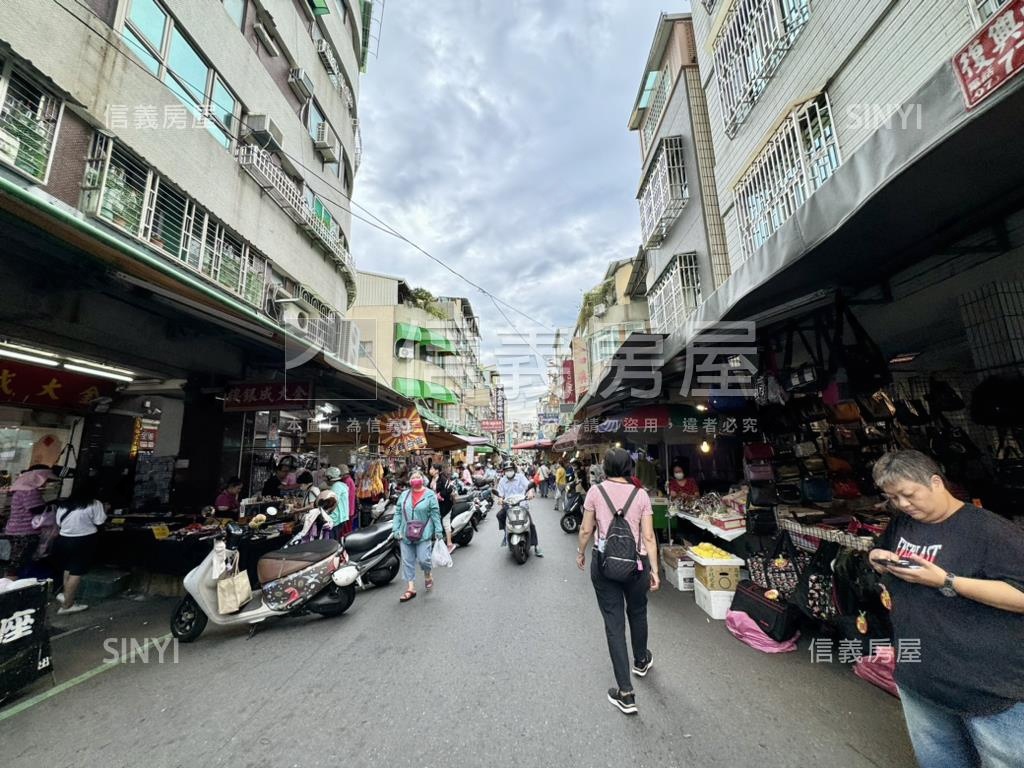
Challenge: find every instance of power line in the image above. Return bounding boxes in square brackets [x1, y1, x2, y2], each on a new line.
[54, 0, 555, 335]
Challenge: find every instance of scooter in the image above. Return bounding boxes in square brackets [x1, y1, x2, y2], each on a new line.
[342, 518, 402, 588]
[560, 483, 585, 534]
[450, 502, 476, 547]
[504, 494, 533, 565]
[170, 513, 362, 643]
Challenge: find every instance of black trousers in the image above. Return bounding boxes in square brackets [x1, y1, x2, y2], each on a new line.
[496, 507, 539, 546]
[591, 553, 650, 692]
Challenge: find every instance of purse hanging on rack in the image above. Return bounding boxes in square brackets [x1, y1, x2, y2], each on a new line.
[926, 377, 965, 413]
[780, 315, 830, 394]
[857, 390, 896, 422]
[832, 294, 892, 395]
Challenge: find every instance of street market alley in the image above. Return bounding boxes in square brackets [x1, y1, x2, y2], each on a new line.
[1, 497, 915, 768]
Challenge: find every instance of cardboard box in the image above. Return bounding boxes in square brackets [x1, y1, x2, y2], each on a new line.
[661, 557, 695, 592]
[694, 562, 740, 592]
[694, 580, 735, 620]
[660, 544, 689, 569]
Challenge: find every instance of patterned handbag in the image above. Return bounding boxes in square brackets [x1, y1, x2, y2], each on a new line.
[747, 532, 809, 598]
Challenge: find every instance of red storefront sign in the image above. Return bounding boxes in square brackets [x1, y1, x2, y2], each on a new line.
[223, 381, 314, 412]
[954, 0, 1024, 108]
[480, 419, 504, 433]
[0, 359, 117, 410]
[562, 359, 576, 403]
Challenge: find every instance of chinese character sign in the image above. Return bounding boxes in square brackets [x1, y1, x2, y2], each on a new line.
[223, 381, 314, 412]
[562, 359, 576, 403]
[954, 0, 1024, 108]
[0, 360, 118, 410]
[0, 581, 53, 699]
[571, 337, 590, 397]
[380, 407, 428, 454]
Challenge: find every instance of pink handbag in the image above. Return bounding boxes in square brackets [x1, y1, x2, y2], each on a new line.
[726, 610, 800, 653]
[853, 647, 900, 698]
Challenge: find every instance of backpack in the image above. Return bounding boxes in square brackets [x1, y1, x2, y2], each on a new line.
[595, 483, 642, 582]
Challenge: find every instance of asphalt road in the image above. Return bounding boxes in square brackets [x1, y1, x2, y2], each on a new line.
[2, 497, 915, 768]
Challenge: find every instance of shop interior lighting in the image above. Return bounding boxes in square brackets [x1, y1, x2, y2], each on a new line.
[888, 352, 921, 365]
[66, 358, 136, 377]
[0, 348, 60, 366]
[0, 341, 59, 358]
[696, 404, 707, 412]
[63, 363, 134, 383]
[699, 440, 712, 454]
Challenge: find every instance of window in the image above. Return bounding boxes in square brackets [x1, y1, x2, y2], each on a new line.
[122, 0, 242, 149]
[223, 0, 246, 28]
[972, 0, 1011, 24]
[640, 69, 671, 155]
[648, 253, 702, 335]
[307, 99, 326, 140]
[638, 136, 688, 249]
[359, 340, 373, 359]
[713, 0, 811, 138]
[735, 93, 840, 259]
[0, 62, 63, 182]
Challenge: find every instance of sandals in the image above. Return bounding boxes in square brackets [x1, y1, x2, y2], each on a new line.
[425, 576, 434, 590]
[400, 590, 417, 603]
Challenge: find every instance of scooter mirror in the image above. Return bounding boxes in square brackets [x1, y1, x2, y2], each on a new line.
[266, 506, 278, 517]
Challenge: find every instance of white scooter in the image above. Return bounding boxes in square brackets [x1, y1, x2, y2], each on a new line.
[170, 503, 361, 642]
[504, 494, 533, 565]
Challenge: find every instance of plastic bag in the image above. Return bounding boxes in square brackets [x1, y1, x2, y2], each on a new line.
[432, 538, 453, 568]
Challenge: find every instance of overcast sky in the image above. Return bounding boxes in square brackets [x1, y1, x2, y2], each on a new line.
[353, 0, 689, 422]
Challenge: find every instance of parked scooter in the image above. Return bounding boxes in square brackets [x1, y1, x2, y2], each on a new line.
[504, 494, 533, 564]
[342, 518, 401, 588]
[560, 481, 586, 534]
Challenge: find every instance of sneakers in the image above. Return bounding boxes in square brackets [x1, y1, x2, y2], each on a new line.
[534, 547, 544, 557]
[55, 592, 65, 605]
[607, 688, 637, 715]
[57, 604, 88, 615]
[632, 651, 654, 677]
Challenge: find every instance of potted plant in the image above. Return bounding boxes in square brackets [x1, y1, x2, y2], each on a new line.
[4, 105, 48, 180]
[104, 166, 143, 234]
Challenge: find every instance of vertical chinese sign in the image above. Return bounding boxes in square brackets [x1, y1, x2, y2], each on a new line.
[562, 359, 576, 404]
[954, 0, 1024, 108]
[571, 337, 590, 400]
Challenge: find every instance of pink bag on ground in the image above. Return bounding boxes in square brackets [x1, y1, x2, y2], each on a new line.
[726, 610, 800, 653]
[853, 646, 900, 698]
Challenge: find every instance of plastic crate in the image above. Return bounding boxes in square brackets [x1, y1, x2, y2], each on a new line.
[694, 579, 735, 620]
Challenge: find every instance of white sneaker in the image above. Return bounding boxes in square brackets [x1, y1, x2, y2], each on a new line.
[56, 592, 65, 604]
[57, 604, 88, 615]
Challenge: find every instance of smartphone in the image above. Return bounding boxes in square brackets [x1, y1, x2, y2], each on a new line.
[871, 557, 922, 570]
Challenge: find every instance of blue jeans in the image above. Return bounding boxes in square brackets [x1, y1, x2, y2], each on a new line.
[399, 539, 433, 583]
[899, 686, 1024, 768]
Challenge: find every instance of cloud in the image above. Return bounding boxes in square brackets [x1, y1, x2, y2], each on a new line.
[352, 0, 675, 415]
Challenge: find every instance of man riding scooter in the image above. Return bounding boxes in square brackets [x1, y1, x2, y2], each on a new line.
[495, 462, 543, 557]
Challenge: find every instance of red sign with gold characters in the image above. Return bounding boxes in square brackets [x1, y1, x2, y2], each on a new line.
[562, 359, 576, 404]
[954, 0, 1024, 108]
[0, 360, 117, 411]
[223, 381, 314, 412]
[380, 407, 428, 454]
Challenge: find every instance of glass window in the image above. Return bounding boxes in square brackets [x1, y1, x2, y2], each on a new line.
[166, 28, 208, 104]
[211, 77, 235, 131]
[223, 0, 246, 28]
[307, 101, 326, 140]
[122, 27, 160, 73]
[129, 0, 167, 49]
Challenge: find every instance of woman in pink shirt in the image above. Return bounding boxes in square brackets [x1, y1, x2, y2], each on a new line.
[576, 448, 660, 716]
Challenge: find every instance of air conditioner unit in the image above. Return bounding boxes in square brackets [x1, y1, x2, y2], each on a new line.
[282, 301, 313, 333]
[254, 23, 280, 57]
[337, 319, 361, 366]
[593, 303, 608, 318]
[316, 39, 340, 75]
[245, 114, 283, 152]
[397, 344, 414, 360]
[314, 123, 339, 163]
[288, 68, 314, 101]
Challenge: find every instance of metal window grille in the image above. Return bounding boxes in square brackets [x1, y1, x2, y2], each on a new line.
[971, 0, 1011, 25]
[703, 0, 718, 11]
[353, 118, 362, 170]
[641, 69, 672, 153]
[648, 253, 702, 335]
[713, 0, 811, 138]
[638, 136, 689, 249]
[734, 93, 841, 261]
[0, 65, 62, 182]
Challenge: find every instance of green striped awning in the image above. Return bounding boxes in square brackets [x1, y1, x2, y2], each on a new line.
[421, 329, 456, 354]
[394, 323, 423, 344]
[392, 377, 427, 398]
[307, 0, 331, 15]
[426, 381, 458, 405]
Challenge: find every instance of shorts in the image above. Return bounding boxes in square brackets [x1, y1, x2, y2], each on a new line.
[55, 534, 98, 576]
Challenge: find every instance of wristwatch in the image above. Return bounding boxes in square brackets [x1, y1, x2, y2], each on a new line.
[939, 572, 958, 597]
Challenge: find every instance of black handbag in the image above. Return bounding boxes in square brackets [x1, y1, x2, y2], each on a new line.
[856, 390, 896, 421]
[746, 532, 809, 598]
[926, 379, 964, 413]
[793, 542, 842, 621]
[832, 295, 891, 394]
[731, 580, 802, 642]
[775, 463, 801, 483]
[792, 396, 827, 423]
[748, 483, 778, 507]
[776, 483, 802, 505]
[746, 508, 777, 535]
[895, 397, 931, 427]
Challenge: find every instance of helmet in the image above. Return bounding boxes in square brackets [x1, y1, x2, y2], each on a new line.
[325, 466, 342, 481]
[315, 490, 338, 512]
[502, 462, 515, 472]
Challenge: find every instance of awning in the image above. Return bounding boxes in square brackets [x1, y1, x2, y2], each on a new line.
[425, 381, 458, 405]
[421, 329, 456, 354]
[394, 323, 423, 344]
[552, 426, 580, 451]
[511, 439, 553, 450]
[392, 377, 426, 398]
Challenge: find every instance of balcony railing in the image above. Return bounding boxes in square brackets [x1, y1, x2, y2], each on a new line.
[0, 63, 63, 183]
[638, 136, 688, 249]
[648, 252, 702, 336]
[353, 118, 362, 171]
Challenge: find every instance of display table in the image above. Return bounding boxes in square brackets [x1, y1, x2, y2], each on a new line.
[775, 506, 880, 552]
[670, 510, 747, 542]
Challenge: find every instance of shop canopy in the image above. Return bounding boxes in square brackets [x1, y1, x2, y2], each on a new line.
[393, 323, 456, 354]
[511, 439, 553, 450]
[392, 378, 459, 405]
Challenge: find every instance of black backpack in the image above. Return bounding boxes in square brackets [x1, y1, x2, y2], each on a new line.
[596, 483, 641, 582]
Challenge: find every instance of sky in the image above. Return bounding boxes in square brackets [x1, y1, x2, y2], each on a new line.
[353, 0, 690, 423]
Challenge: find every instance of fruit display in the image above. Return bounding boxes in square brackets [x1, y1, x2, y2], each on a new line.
[689, 542, 734, 561]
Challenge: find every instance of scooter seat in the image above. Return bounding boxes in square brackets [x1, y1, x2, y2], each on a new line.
[343, 522, 393, 554]
[258, 540, 340, 583]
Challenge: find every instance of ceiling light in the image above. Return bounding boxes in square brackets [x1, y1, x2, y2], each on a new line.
[696, 404, 707, 412]
[63, 363, 133, 382]
[699, 440, 712, 454]
[888, 352, 920, 365]
[66, 358, 135, 377]
[0, 341, 58, 358]
[0, 349, 60, 366]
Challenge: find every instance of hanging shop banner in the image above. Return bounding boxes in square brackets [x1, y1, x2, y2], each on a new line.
[538, 412, 560, 425]
[954, 0, 1024, 109]
[380, 407, 429, 454]
[0, 581, 53, 700]
[571, 337, 590, 398]
[223, 381, 314, 412]
[562, 360, 576, 403]
[0, 359, 117, 411]
[480, 419, 505, 433]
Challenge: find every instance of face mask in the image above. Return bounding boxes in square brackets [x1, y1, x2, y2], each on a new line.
[505, 471, 515, 479]
[674, 472, 685, 480]
[410, 478, 424, 490]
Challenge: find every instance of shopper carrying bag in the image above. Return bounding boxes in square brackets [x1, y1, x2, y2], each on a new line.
[575, 448, 659, 716]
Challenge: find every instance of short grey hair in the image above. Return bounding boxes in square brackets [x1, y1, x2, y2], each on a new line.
[872, 450, 944, 489]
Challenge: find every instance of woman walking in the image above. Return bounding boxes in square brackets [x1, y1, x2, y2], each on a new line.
[54, 483, 107, 614]
[576, 448, 660, 715]
[391, 469, 443, 603]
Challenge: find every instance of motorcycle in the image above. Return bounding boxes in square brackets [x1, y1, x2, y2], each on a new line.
[170, 512, 363, 643]
[504, 494, 533, 565]
[342, 518, 402, 588]
[560, 482, 585, 534]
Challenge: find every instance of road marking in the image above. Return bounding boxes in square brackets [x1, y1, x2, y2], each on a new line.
[0, 633, 172, 723]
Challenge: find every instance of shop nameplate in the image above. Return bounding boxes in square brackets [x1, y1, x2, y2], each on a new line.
[0, 360, 117, 411]
[223, 381, 314, 412]
[955, 0, 1024, 108]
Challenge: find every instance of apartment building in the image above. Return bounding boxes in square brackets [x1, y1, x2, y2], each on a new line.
[627, 13, 729, 344]
[0, 0, 407, 506]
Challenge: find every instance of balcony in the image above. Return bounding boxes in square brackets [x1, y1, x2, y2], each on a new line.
[638, 136, 688, 249]
[353, 119, 362, 171]
[0, 64, 63, 183]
